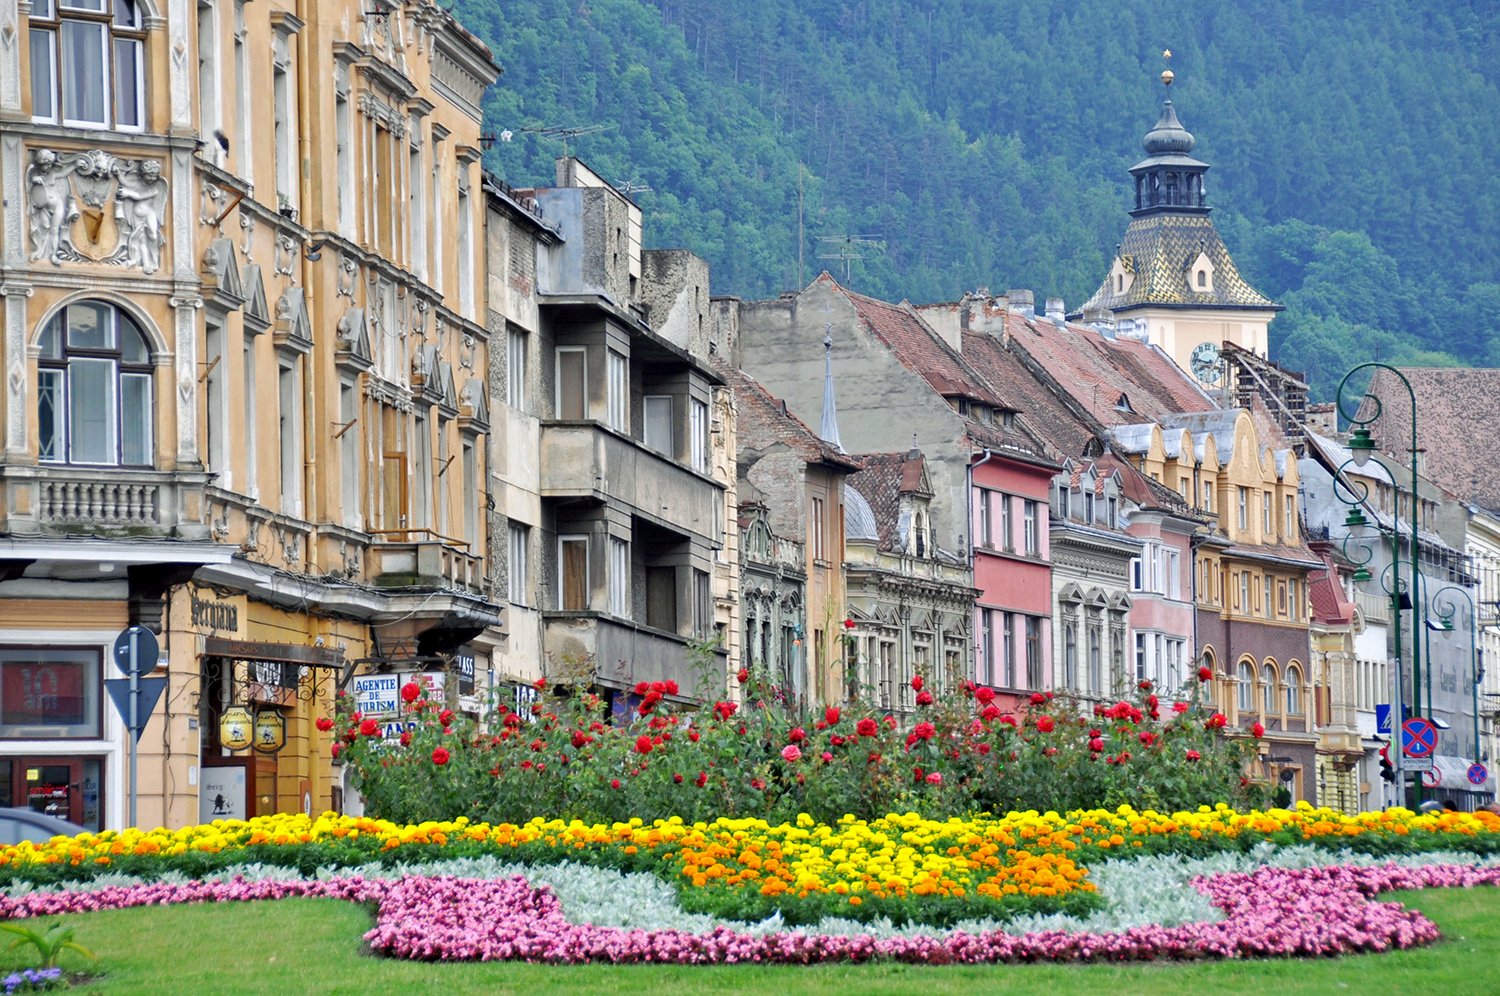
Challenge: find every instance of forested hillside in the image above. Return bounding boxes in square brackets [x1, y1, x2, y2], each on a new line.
[451, 0, 1500, 397]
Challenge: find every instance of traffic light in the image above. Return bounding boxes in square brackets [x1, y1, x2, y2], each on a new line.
[1379, 745, 1396, 783]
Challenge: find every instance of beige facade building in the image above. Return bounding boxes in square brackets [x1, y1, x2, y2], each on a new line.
[0, 0, 501, 829]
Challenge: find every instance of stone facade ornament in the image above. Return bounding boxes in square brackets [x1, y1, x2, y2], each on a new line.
[274, 232, 297, 276]
[337, 254, 357, 298]
[27, 149, 168, 273]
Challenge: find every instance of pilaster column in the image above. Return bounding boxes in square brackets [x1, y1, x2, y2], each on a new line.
[2, 281, 33, 456]
[171, 294, 202, 463]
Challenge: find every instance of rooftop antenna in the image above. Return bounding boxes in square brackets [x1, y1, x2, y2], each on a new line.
[817, 235, 885, 284]
[615, 178, 653, 197]
[492, 124, 612, 158]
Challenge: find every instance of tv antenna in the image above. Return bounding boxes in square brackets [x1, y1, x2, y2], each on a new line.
[817, 235, 885, 284]
[489, 124, 612, 158]
[615, 178, 653, 197]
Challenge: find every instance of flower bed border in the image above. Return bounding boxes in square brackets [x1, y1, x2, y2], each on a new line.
[3, 863, 1497, 965]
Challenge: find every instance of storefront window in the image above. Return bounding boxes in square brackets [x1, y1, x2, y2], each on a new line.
[0, 646, 101, 738]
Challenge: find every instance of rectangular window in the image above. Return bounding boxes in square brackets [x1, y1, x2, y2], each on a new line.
[1084, 490, 1095, 524]
[1129, 556, 1143, 591]
[811, 496, 826, 561]
[1063, 621, 1078, 688]
[1179, 476, 1190, 499]
[1023, 500, 1039, 554]
[1001, 614, 1015, 688]
[335, 89, 353, 236]
[1107, 496, 1117, 526]
[608, 537, 629, 616]
[435, 415, 451, 538]
[120, 372, 151, 467]
[558, 535, 588, 610]
[605, 351, 628, 431]
[1135, 632, 1148, 682]
[204, 317, 226, 483]
[555, 348, 586, 420]
[1000, 494, 1013, 550]
[339, 380, 360, 528]
[1087, 623, 1101, 691]
[1263, 490, 1273, 535]
[408, 129, 425, 274]
[113, 29, 143, 129]
[68, 357, 114, 464]
[1264, 576, 1273, 617]
[1285, 494, 1296, 537]
[272, 57, 292, 208]
[1237, 487, 1248, 530]
[430, 143, 444, 289]
[690, 398, 709, 473]
[507, 523, 529, 605]
[1238, 572, 1249, 613]
[242, 338, 257, 496]
[1058, 487, 1070, 520]
[278, 361, 302, 514]
[977, 488, 992, 546]
[412, 409, 432, 529]
[377, 403, 406, 530]
[643, 395, 673, 454]
[1167, 549, 1181, 599]
[31, 29, 57, 122]
[1154, 633, 1164, 684]
[461, 440, 477, 546]
[61, 19, 107, 126]
[1025, 616, 1042, 688]
[507, 328, 527, 411]
[0, 647, 102, 738]
[979, 608, 994, 685]
[694, 569, 712, 637]
[457, 176, 473, 318]
[646, 566, 676, 631]
[197, 1, 221, 157]
[1289, 579, 1300, 620]
[37, 369, 62, 462]
[1203, 481, 1213, 511]
[1155, 547, 1170, 595]
[234, 2, 251, 180]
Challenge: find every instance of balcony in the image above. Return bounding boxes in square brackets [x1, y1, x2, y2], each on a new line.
[0, 465, 210, 538]
[369, 531, 484, 595]
[542, 611, 726, 702]
[540, 422, 722, 543]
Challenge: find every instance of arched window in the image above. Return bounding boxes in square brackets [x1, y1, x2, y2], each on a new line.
[1236, 659, 1255, 712]
[37, 301, 154, 466]
[28, 0, 147, 130]
[1262, 662, 1279, 715]
[1285, 664, 1302, 716]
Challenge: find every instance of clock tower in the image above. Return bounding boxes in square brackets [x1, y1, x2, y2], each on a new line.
[1077, 56, 1280, 392]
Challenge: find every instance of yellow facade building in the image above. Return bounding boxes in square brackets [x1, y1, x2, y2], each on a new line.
[0, 0, 501, 828]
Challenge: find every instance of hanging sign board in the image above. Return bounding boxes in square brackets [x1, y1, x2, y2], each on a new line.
[219, 707, 253, 751]
[253, 710, 286, 753]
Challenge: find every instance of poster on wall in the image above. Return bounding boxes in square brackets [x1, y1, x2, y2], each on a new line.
[1, 658, 87, 725]
[199, 765, 248, 823]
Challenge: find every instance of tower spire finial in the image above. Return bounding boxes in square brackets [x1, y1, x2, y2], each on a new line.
[819, 323, 844, 453]
[1161, 48, 1174, 88]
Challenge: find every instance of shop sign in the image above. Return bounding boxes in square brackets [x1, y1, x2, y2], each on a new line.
[380, 719, 417, 740]
[190, 593, 239, 633]
[248, 660, 301, 690]
[415, 671, 446, 706]
[456, 653, 477, 694]
[200, 766, 247, 822]
[353, 674, 401, 717]
[220, 707, 253, 750]
[253, 710, 286, 753]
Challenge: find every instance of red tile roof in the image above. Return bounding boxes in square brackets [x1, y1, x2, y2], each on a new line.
[961, 329, 1098, 459]
[733, 368, 861, 471]
[1307, 548, 1356, 625]
[848, 451, 926, 550]
[1361, 367, 1500, 511]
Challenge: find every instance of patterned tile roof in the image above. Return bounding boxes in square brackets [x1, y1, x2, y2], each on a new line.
[1361, 367, 1500, 511]
[847, 451, 925, 552]
[1079, 213, 1280, 314]
[733, 368, 861, 472]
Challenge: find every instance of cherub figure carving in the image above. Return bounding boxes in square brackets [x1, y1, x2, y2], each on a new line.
[112, 159, 168, 273]
[27, 149, 80, 264]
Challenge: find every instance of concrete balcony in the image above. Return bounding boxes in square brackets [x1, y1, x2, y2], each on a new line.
[369, 532, 484, 595]
[540, 422, 722, 543]
[542, 610, 726, 702]
[0, 465, 210, 538]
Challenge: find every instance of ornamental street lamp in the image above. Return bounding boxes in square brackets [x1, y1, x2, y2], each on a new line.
[1336, 362, 1427, 805]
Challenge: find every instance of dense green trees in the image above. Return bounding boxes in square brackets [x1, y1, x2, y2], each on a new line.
[453, 0, 1498, 396]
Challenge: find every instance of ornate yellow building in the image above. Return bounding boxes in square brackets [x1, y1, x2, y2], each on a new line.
[0, 1, 500, 828]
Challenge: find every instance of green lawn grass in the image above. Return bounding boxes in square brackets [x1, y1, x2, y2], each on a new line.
[6, 887, 1500, 995]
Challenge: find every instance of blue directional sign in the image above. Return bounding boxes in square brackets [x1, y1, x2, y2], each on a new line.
[1375, 704, 1392, 735]
[112, 626, 159, 676]
[1469, 763, 1489, 787]
[104, 677, 168, 742]
[1401, 718, 1437, 758]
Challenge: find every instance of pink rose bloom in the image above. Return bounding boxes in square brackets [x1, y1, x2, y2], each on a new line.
[781, 744, 802, 762]
[925, 771, 942, 785]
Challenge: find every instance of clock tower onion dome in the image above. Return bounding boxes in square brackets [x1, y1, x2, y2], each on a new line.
[1077, 56, 1281, 389]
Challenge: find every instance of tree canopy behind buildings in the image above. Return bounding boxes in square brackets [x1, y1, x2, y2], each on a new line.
[453, 0, 1500, 398]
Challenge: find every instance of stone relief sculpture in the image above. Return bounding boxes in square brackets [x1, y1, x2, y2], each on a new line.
[112, 159, 168, 273]
[26, 149, 80, 264]
[26, 148, 168, 273]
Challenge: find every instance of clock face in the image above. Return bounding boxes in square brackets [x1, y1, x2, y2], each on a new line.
[1190, 341, 1222, 383]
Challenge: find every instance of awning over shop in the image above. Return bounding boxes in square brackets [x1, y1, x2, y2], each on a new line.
[1420, 754, 1494, 794]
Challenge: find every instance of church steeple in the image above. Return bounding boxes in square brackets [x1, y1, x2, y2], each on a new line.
[1129, 53, 1211, 216]
[819, 326, 844, 453]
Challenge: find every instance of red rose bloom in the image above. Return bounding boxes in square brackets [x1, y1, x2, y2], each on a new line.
[315, 717, 334, 732]
[789, 726, 807, 743]
[1186, 749, 1202, 761]
[916, 690, 934, 706]
[1198, 665, 1213, 682]
[695, 771, 708, 787]
[634, 736, 653, 754]
[401, 682, 421, 704]
[911, 675, 924, 692]
[736, 667, 749, 684]
[1029, 692, 1046, 706]
[399, 731, 412, 747]
[1173, 701, 1190, 713]
[1205, 712, 1228, 730]
[439, 709, 454, 726]
[856, 717, 879, 737]
[359, 718, 379, 737]
[981, 704, 1001, 722]
[431, 747, 450, 765]
[1252, 721, 1266, 738]
[1089, 737, 1105, 752]
[913, 722, 936, 741]
[611, 778, 622, 789]
[825, 706, 841, 726]
[330, 743, 342, 758]
[1035, 715, 1055, 733]
[925, 771, 943, 785]
[975, 686, 997, 705]
[843, 617, 855, 629]
[665, 679, 679, 695]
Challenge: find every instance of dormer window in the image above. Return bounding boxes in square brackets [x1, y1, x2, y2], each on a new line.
[1001, 411, 1016, 430]
[1115, 393, 1132, 413]
[1189, 250, 1215, 293]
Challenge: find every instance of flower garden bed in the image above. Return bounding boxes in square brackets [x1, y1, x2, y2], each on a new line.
[2, 806, 1499, 966]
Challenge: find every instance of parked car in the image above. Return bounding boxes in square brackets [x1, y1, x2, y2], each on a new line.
[0, 807, 87, 845]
